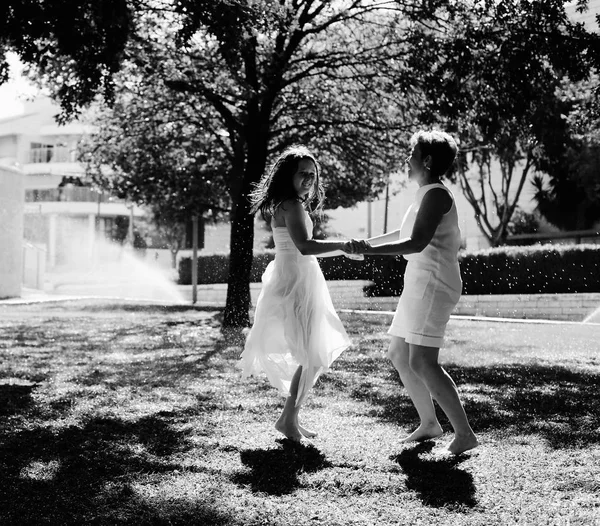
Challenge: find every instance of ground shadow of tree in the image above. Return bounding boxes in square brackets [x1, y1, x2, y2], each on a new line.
[349, 362, 600, 449]
[0, 382, 37, 417]
[70, 302, 223, 314]
[391, 442, 477, 510]
[231, 440, 332, 495]
[70, 317, 236, 390]
[0, 413, 240, 525]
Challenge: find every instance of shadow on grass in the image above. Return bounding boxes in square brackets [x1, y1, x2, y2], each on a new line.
[60, 301, 224, 314]
[69, 322, 239, 391]
[232, 440, 332, 495]
[0, 413, 241, 525]
[0, 381, 37, 416]
[348, 362, 600, 449]
[391, 442, 476, 510]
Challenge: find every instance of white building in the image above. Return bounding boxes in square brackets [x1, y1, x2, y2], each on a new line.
[0, 97, 144, 275]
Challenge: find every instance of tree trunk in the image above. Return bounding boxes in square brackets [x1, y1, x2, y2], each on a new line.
[222, 144, 267, 328]
[223, 194, 255, 328]
[222, 71, 273, 327]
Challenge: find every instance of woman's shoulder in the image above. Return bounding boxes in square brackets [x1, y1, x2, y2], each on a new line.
[420, 185, 452, 213]
[420, 184, 452, 198]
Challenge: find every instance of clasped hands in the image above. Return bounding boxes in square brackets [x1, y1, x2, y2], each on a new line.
[342, 239, 371, 255]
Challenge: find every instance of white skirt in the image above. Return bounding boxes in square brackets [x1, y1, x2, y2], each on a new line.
[388, 263, 461, 348]
[239, 254, 351, 405]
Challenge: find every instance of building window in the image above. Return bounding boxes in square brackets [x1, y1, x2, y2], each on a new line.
[28, 142, 70, 163]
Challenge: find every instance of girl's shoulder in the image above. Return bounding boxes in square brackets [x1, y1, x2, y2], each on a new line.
[273, 198, 304, 226]
[278, 198, 304, 215]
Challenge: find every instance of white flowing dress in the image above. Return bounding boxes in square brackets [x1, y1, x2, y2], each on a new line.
[240, 211, 351, 406]
[388, 183, 463, 348]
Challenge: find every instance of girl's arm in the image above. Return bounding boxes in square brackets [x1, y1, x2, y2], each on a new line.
[361, 188, 451, 256]
[318, 248, 364, 260]
[282, 200, 351, 256]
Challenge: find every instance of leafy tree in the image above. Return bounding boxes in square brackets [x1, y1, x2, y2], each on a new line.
[531, 75, 600, 231]
[531, 139, 600, 231]
[140, 212, 187, 269]
[400, 0, 600, 245]
[506, 208, 540, 236]
[77, 52, 232, 267]
[4, 0, 415, 328]
[0, 0, 131, 122]
[156, 1, 419, 327]
[69, 2, 415, 328]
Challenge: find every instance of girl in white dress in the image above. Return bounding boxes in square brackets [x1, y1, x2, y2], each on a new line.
[355, 130, 478, 455]
[239, 145, 354, 442]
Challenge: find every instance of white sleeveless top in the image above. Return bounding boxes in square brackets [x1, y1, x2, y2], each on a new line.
[400, 183, 462, 292]
[272, 211, 313, 257]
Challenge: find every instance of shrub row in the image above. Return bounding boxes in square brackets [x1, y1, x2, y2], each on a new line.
[179, 252, 377, 283]
[178, 243, 600, 295]
[458, 243, 600, 295]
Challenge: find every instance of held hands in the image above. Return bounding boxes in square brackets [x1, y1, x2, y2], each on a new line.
[342, 239, 371, 255]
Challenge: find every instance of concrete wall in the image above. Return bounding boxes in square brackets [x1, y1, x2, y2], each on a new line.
[177, 280, 600, 322]
[452, 292, 600, 322]
[0, 164, 24, 298]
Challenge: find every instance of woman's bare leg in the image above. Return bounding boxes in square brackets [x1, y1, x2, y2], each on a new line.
[387, 336, 443, 442]
[409, 344, 478, 455]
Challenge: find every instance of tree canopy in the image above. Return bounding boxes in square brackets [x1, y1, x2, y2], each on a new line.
[398, 0, 600, 245]
[78, 58, 232, 225]
[3, 0, 600, 326]
[1, 0, 131, 121]
[76, 1, 419, 327]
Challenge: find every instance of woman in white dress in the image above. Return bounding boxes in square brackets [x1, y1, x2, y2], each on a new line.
[356, 130, 478, 455]
[239, 145, 354, 442]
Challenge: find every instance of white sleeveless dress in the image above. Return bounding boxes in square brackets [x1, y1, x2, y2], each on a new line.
[388, 183, 463, 348]
[240, 211, 351, 406]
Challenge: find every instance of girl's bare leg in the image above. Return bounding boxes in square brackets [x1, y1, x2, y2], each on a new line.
[275, 366, 304, 441]
[409, 344, 478, 455]
[387, 337, 443, 442]
[297, 421, 317, 438]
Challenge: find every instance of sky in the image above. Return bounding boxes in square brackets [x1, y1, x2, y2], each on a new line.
[0, 53, 38, 119]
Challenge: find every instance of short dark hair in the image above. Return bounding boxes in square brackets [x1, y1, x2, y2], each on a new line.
[410, 130, 458, 178]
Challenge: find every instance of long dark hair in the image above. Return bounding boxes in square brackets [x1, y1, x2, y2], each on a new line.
[249, 145, 325, 220]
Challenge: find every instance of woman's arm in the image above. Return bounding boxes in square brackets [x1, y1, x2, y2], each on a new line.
[283, 200, 350, 256]
[366, 229, 401, 246]
[362, 188, 451, 256]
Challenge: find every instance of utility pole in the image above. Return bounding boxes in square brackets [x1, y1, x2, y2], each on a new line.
[383, 181, 390, 234]
[128, 204, 134, 246]
[191, 215, 198, 304]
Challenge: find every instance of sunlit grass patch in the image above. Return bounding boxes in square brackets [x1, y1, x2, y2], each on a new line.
[0, 300, 599, 525]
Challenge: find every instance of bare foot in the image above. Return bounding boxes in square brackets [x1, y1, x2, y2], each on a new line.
[447, 433, 479, 455]
[275, 419, 303, 442]
[400, 423, 443, 443]
[298, 422, 317, 439]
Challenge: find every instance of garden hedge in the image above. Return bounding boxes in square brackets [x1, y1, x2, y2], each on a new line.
[178, 243, 600, 295]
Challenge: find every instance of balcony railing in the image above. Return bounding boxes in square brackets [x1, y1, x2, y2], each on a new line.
[27, 146, 77, 164]
[25, 187, 115, 203]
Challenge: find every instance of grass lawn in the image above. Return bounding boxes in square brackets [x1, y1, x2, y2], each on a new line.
[1, 299, 599, 526]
